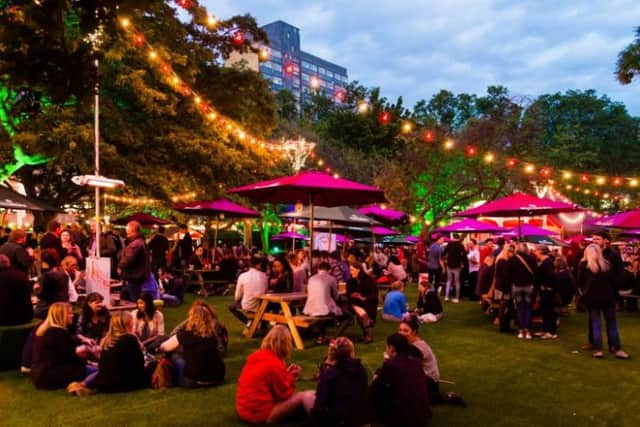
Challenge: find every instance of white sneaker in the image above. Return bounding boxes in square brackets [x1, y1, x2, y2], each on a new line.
[525, 332, 533, 340]
[517, 331, 524, 339]
[445, 297, 449, 302]
[541, 333, 558, 340]
[452, 298, 460, 304]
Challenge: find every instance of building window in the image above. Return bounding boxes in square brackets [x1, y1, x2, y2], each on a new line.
[271, 50, 281, 59]
[326, 71, 334, 79]
[301, 73, 310, 82]
[319, 67, 326, 75]
[272, 77, 283, 85]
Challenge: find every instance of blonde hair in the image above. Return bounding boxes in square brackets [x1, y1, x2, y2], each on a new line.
[582, 243, 610, 273]
[260, 325, 292, 359]
[61, 256, 78, 270]
[328, 337, 355, 362]
[185, 303, 216, 338]
[101, 311, 134, 350]
[36, 302, 71, 337]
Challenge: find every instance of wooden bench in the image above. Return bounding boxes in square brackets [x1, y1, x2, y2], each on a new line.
[241, 311, 331, 332]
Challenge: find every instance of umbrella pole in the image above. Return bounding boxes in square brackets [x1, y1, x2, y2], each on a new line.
[214, 218, 219, 262]
[309, 196, 314, 259]
[292, 219, 296, 251]
[518, 215, 522, 242]
[329, 221, 333, 252]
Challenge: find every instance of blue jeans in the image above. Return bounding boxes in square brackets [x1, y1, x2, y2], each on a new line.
[445, 268, 461, 300]
[83, 365, 99, 387]
[512, 285, 534, 330]
[588, 306, 621, 351]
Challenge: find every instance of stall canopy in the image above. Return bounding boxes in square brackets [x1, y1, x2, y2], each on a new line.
[0, 186, 58, 212]
[112, 212, 171, 227]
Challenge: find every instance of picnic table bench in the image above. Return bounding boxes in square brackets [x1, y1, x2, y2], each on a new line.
[245, 292, 331, 350]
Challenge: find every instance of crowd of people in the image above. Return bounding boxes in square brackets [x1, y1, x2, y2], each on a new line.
[0, 216, 636, 426]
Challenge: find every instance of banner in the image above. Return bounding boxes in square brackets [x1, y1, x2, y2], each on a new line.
[85, 257, 112, 306]
[313, 232, 337, 252]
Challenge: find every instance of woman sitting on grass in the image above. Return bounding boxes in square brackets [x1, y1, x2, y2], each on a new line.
[30, 302, 89, 390]
[75, 292, 110, 344]
[160, 302, 226, 387]
[414, 279, 443, 323]
[345, 260, 378, 344]
[236, 325, 315, 424]
[68, 311, 149, 395]
[312, 337, 370, 427]
[131, 292, 166, 352]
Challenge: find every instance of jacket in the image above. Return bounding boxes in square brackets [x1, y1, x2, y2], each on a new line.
[0, 267, 33, 326]
[303, 270, 341, 316]
[576, 262, 617, 308]
[118, 235, 150, 283]
[236, 349, 296, 424]
[93, 334, 147, 392]
[312, 358, 370, 427]
[347, 271, 379, 320]
[506, 253, 536, 287]
[0, 241, 34, 273]
[31, 327, 86, 389]
[370, 353, 431, 427]
[443, 240, 467, 269]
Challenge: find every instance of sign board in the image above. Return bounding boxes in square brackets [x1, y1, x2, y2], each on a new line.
[313, 232, 337, 252]
[85, 257, 112, 306]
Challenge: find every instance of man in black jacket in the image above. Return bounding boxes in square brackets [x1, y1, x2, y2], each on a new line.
[534, 245, 557, 339]
[0, 254, 33, 326]
[0, 229, 34, 273]
[40, 219, 63, 259]
[118, 221, 150, 301]
[442, 234, 467, 303]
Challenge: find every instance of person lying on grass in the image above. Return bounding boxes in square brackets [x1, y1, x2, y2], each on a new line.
[236, 325, 315, 424]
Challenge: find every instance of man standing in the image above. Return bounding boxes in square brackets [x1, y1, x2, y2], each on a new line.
[148, 225, 170, 274]
[480, 238, 495, 265]
[467, 239, 480, 300]
[0, 229, 34, 273]
[0, 254, 33, 326]
[118, 221, 150, 301]
[40, 219, 63, 259]
[534, 245, 557, 339]
[173, 224, 192, 270]
[228, 256, 268, 329]
[442, 234, 467, 303]
[427, 235, 445, 291]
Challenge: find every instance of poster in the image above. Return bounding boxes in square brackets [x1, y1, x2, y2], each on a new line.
[85, 257, 112, 306]
[313, 232, 337, 252]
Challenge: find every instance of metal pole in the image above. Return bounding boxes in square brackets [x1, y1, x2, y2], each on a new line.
[94, 59, 100, 258]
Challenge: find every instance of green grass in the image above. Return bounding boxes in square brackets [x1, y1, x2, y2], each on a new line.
[1, 287, 639, 427]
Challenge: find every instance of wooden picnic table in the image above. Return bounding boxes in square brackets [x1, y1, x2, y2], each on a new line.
[107, 299, 137, 312]
[184, 269, 230, 296]
[246, 292, 309, 350]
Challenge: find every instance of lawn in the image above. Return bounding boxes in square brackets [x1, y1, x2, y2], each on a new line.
[1, 287, 639, 427]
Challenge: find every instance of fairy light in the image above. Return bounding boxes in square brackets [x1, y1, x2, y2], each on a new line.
[401, 121, 413, 134]
[562, 171, 572, 180]
[119, 17, 131, 28]
[357, 101, 369, 113]
[524, 164, 535, 174]
[443, 139, 455, 150]
[309, 76, 320, 89]
[206, 14, 218, 28]
[630, 179, 639, 187]
[483, 152, 495, 163]
[258, 47, 270, 61]
[596, 176, 606, 185]
[148, 50, 158, 61]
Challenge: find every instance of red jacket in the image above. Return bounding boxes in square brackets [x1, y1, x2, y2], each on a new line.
[236, 349, 296, 423]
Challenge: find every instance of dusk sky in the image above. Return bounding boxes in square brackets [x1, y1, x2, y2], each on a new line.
[205, 0, 640, 115]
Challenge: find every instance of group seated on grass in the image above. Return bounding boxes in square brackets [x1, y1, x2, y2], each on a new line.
[20, 295, 465, 425]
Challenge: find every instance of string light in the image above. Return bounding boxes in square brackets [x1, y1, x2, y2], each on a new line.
[524, 164, 535, 174]
[357, 101, 369, 113]
[443, 139, 455, 150]
[379, 111, 391, 125]
[258, 47, 270, 61]
[309, 76, 320, 89]
[401, 121, 413, 134]
[483, 152, 495, 164]
[206, 15, 218, 28]
[422, 130, 435, 142]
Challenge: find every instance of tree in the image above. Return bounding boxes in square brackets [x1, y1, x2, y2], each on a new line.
[274, 89, 298, 124]
[616, 26, 640, 84]
[0, 0, 279, 224]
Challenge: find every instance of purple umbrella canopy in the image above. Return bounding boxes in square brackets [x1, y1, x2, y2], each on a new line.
[271, 231, 309, 241]
[455, 193, 583, 218]
[500, 224, 558, 237]
[228, 171, 387, 207]
[371, 226, 400, 236]
[173, 198, 260, 218]
[593, 210, 640, 229]
[436, 218, 507, 233]
[358, 205, 407, 224]
[112, 212, 172, 227]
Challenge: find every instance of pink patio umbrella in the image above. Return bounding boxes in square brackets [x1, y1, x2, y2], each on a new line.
[271, 231, 309, 241]
[500, 224, 558, 237]
[436, 218, 507, 234]
[371, 226, 400, 236]
[112, 212, 171, 227]
[454, 192, 582, 240]
[358, 205, 408, 225]
[229, 171, 387, 251]
[593, 210, 640, 229]
[173, 198, 260, 249]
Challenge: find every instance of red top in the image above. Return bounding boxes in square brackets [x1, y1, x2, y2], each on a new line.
[236, 349, 296, 423]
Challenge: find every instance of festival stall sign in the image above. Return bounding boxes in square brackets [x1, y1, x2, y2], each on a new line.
[112, 212, 171, 227]
[357, 205, 408, 225]
[455, 193, 583, 240]
[435, 218, 508, 234]
[229, 171, 387, 250]
[173, 198, 260, 248]
[593, 210, 640, 229]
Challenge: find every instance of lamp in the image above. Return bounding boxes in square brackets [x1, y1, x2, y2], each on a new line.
[72, 174, 125, 189]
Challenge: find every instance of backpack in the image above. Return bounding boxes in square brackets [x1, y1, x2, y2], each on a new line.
[151, 356, 173, 389]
